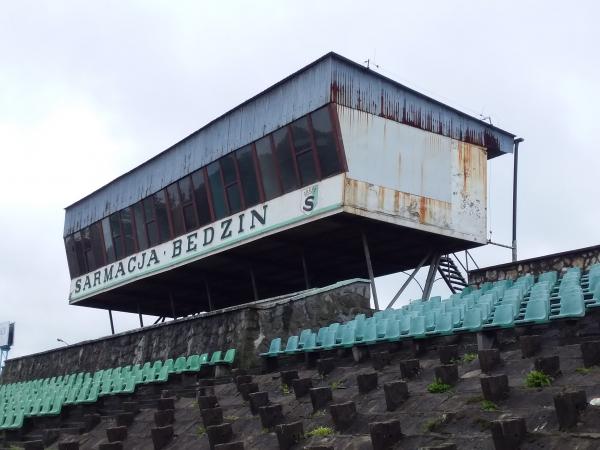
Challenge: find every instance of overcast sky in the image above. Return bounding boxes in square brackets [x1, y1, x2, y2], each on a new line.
[1, 1, 599, 360]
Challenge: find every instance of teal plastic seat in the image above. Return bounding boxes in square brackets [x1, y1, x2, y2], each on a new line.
[283, 335, 299, 354]
[427, 313, 453, 335]
[484, 304, 515, 328]
[298, 329, 312, 349]
[552, 290, 585, 319]
[321, 328, 337, 349]
[376, 319, 387, 339]
[459, 308, 483, 331]
[164, 359, 175, 373]
[185, 355, 201, 372]
[339, 325, 357, 348]
[174, 356, 188, 373]
[222, 349, 236, 365]
[362, 319, 378, 344]
[516, 299, 549, 324]
[399, 316, 410, 335]
[209, 351, 223, 365]
[424, 311, 436, 332]
[408, 316, 425, 338]
[384, 319, 400, 341]
[302, 332, 318, 351]
[315, 327, 329, 347]
[260, 338, 281, 357]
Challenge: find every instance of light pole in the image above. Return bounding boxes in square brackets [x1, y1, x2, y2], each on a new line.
[56, 338, 70, 346]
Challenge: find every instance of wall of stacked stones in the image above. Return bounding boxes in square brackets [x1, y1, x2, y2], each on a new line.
[1, 281, 371, 383]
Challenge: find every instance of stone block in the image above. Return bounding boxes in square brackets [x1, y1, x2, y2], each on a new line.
[305, 447, 333, 450]
[275, 420, 304, 450]
[83, 413, 101, 431]
[235, 375, 253, 387]
[23, 441, 44, 450]
[419, 444, 457, 450]
[371, 351, 392, 371]
[154, 409, 175, 427]
[214, 442, 244, 450]
[434, 364, 459, 386]
[480, 374, 509, 401]
[352, 345, 369, 363]
[317, 358, 335, 376]
[98, 443, 123, 450]
[258, 404, 284, 429]
[490, 417, 527, 450]
[201, 407, 224, 427]
[238, 382, 259, 401]
[115, 412, 134, 427]
[329, 401, 357, 430]
[207, 423, 233, 449]
[534, 355, 560, 377]
[383, 381, 409, 411]
[439, 345, 459, 364]
[106, 426, 127, 443]
[248, 391, 269, 415]
[121, 401, 139, 414]
[478, 349, 501, 373]
[58, 442, 80, 450]
[157, 397, 175, 411]
[198, 394, 219, 410]
[280, 370, 299, 386]
[520, 335, 542, 358]
[292, 378, 313, 398]
[357, 372, 378, 394]
[369, 419, 402, 450]
[554, 390, 587, 430]
[161, 389, 172, 398]
[151, 425, 174, 450]
[581, 340, 600, 367]
[399, 359, 420, 379]
[309, 387, 333, 412]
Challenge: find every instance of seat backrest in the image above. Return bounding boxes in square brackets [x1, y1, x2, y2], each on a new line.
[268, 337, 281, 353]
[492, 304, 514, 325]
[284, 335, 299, 352]
[560, 290, 584, 315]
[409, 316, 425, 336]
[525, 299, 548, 320]
[434, 313, 452, 333]
[463, 307, 482, 329]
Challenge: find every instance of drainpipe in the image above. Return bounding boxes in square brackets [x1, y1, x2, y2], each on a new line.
[512, 138, 524, 262]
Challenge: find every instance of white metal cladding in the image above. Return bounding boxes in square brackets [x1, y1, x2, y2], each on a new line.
[339, 106, 487, 243]
[64, 52, 513, 237]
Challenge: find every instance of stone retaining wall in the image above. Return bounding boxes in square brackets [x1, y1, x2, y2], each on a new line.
[1, 280, 371, 383]
[469, 244, 600, 285]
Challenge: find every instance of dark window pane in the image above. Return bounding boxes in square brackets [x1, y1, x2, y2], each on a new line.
[290, 116, 313, 154]
[182, 204, 197, 231]
[65, 235, 80, 278]
[311, 107, 342, 177]
[133, 202, 149, 251]
[101, 217, 116, 263]
[73, 231, 87, 274]
[226, 184, 242, 213]
[220, 154, 238, 185]
[236, 145, 260, 206]
[153, 189, 171, 242]
[109, 213, 124, 260]
[166, 183, 185, 237]
[207, 162, 228, 219]
[256, 137, 281, 201]
[273, 127, 298, 193]
[90, 222, 105, 269]
[191, 170, 212, 226]
[296, 151, 318, 186]
[81, 227, 95, 272]
[120, 208, 136, 255]
[178, 176, 193, 204]
[143, 197, 160, 247]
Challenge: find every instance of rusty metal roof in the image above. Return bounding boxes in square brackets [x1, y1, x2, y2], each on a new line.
[64, 52, 516, 237]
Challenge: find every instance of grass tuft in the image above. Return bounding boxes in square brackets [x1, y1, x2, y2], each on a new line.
[281, 384, 291, 395]
[427, 378, 452, 394]
[306, 426, 334, 437]
[463, 352, 478, 363]
[196, 425, 206, 437]
[576, 367, 592, 375]
[525, 370, 552, 388]
[481, 400, 498, 411]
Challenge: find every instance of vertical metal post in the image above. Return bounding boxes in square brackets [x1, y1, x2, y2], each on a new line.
[250, 268, 259, 301]
[361, 231, 380, 310]
[422, 254, 441, 301]
[137, 304, 144, 328]
[301, 250, 310, 290]
[169, 292, 176, 319]
[108, 310, 115, 335]
[204, 278, 213, 312]
[512, 138, 524, 262]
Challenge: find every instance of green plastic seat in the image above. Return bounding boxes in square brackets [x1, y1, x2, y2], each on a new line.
[552, 290, 585, 319]
[222, 348, 236, 365]
[209, 351, 223, 365]
[174, 356, 188, 374]
[185, 355, 201, 372]
[164, 359, 175, 373]
[362, 319, 378, 344]
[321, 328, 337, 349]
[261, 338, 281, 357]
[427, 313, 453, 335]
[283, 336, 299, 354]
[301, 332, 317, 352]
[339, 325, 356, 348]
[315, 327, 329, 346]
[376, 319, 388, 339]
[424, 311, 436, 332]
[484, 304, 515, 328]
[399, 316, 410, 335]
[82, 383, 100, 404]
[298, 329, 312, 349]
[516, 299, 548, 324]
[458, 308, 483, 331]
[155, 365, 170, 383]
[99, 379, 113, 396]
[408, 316, 425, 338]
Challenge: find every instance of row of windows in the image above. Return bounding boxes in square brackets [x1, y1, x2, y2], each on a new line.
[65, 105, 345, 278]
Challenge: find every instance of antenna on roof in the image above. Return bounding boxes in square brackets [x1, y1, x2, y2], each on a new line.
[364, 58, 380, 70]
[479, 114, 493, 125]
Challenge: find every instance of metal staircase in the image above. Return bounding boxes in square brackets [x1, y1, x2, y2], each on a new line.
[438, 254, 469, 294]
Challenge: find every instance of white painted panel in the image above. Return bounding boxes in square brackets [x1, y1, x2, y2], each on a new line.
[0, 322, 10, 348]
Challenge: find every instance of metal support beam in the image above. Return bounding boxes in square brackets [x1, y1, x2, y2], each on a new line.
[387, 251, 431, 309]
[301, 250, 310, 290]
[361, 231, 380, 310]
[169, 292, 176, 319]
[250, 268, 259, 301]
[422, 254, 441, 301]
[204, 279, 213, 312]
[512, 138, 524, 262]
[108, 310, 115, 335]
[137, 304, 144, 328]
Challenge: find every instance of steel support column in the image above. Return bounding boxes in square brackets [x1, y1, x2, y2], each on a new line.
[108, 310, 115, 335]
[512, 138, 524, 262]
[169, 292, 176, 319]
[387, 252, 431, 309]
[137, 304, 144, 328]
[204, 279, 213, 312]
[301, 250, 310, 290]
[422, 254, 441, 301]
[250, 268, 259, 301]
[361, 231, 380, 310]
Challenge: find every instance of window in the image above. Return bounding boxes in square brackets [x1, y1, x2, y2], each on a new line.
[255, 136, 281, 201]
[143, 197, 160, 247]
[290, 116, 318, 186]
[73, 231, 86, 274]
[133, 201, 149, 251]
[166, 183, 185, 237]
[191, 169, 212, 226]
[236, 145, 261, 207]
[207, 161, 227, 219]
[153, 189, 171, 242]
[109, 213, 124, 260]
[311, 106, 342, 177]
[65, 235, 80, 278]
[220, 154, 243, 213]
[272, 128, 299, 193]
[120, 208, 137, 256]
[101, 217, 116, 263]
[178, 175, 198, 232]
[90, 222, 106, 269]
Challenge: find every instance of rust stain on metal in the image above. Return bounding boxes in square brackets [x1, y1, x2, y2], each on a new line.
[377, 186, 385, 210]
